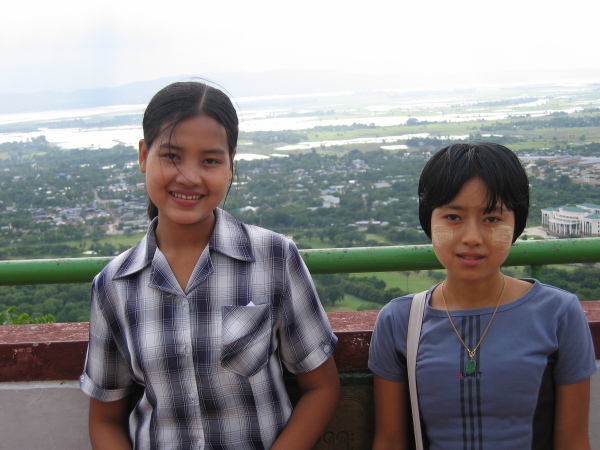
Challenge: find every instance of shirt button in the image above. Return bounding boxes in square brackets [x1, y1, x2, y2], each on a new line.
[323, 344, 331, 353]
[185, 345, 192, 355]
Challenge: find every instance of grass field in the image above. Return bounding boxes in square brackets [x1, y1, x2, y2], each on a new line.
[63, 232, 146, 252]
[323, 294, 382, 312]
[350, 270, 445, 292]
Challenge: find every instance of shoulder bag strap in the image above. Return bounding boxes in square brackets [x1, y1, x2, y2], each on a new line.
[407, 291, 427, 450]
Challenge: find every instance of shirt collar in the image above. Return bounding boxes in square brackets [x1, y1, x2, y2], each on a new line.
[210, 208, 255, 263]
[113, 208, 255, 280]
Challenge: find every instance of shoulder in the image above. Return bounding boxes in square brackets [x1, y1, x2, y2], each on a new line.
[514, 280, 590, 333]
[92, 235, 149, 291]
[214, 208, 295, 258]
[524, 279, 580, 310]
[227, 210, 291, 246]
[529, 279, 577, 297]
[375, 293, 419, 328]
[243, 222, 292, 247]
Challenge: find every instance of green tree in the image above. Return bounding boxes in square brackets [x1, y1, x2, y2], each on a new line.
[1, 306, 56, 325]
[319, 285, 345, 306]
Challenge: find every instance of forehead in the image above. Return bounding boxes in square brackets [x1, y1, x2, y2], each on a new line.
[439, 178, 508, 212]
[157, 115, 228, 146]
[445, 178, 489, 204]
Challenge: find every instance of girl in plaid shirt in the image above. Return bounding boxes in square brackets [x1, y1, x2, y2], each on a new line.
[81, 81, 340, 449]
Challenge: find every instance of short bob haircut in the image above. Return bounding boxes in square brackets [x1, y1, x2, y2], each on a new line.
[418, 143, 529, 243]
[142, 81, 239, 220]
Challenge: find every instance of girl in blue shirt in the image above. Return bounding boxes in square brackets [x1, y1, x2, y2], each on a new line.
[369, 143, 596, 449]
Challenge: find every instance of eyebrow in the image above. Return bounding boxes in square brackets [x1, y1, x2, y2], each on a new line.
[158, 143, 228, 155]
[442, 202, 505, 212]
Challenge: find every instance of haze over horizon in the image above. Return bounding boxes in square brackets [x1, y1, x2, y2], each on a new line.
[2, 0, 599, 97]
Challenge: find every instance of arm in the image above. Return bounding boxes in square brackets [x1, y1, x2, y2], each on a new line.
[372, 374, 409, 450]
[553, 378, 591, 450]
[271, 356, 340, 450]
[89, 397, 132, 450]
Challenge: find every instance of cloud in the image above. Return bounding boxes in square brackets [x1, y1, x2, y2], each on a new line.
[1, 0, 599, 94]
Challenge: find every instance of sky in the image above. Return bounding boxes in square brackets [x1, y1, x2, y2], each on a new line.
[2, 0, 599, 95]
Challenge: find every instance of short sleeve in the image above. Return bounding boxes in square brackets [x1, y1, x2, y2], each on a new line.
[368, 298, 410, 382]
[278, 240, 337, 374]
[554, 294, 597, 385]
[80, 276, 133, 402]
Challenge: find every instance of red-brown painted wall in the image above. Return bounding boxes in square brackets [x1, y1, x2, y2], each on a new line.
[1, 304, 599, 382]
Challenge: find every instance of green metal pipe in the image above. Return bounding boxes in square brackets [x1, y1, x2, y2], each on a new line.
[505, 238, 600, 265]
[300, 244, 441, 274]
[1, 238, 599, 286]
[0, 257, 113, 286]
[303, 238, 600, 274]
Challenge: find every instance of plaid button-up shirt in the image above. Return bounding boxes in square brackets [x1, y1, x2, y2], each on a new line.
[80, 208, 337, 449]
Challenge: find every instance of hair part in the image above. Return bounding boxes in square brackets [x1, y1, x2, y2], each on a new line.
[142, 81, 239, 220]
[418, 142, 529, 242]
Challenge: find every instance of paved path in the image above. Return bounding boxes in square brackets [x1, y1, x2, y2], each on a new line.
[522, 226, 557, 239]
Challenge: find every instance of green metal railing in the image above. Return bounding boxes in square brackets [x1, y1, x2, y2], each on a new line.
[1, 238, 600, 286]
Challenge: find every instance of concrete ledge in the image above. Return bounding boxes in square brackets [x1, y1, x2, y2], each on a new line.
[0, 381, 91, 450]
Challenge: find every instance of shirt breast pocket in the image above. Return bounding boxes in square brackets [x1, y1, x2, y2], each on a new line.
[221, 304, 272, 377]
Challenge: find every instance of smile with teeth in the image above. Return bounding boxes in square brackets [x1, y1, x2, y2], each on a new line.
[171, 192, 204, 200]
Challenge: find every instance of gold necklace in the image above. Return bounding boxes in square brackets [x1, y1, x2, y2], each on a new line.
[441, 275, 506, 375]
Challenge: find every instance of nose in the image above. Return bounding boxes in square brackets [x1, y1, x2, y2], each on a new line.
[462, 219, 483, 246]
[175, 162, 202, 186]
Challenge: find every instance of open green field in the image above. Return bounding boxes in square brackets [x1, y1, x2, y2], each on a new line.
[351, 270, 444, 292]
[323, 294, 382, 312]
[72, 233, 146, 249]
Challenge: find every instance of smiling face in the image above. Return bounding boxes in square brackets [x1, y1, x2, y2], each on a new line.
[430, 177, 515, 284]
[138, 114, 234, 237]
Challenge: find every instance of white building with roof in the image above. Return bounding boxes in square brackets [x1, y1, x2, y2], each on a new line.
[541, 203, 600, 236]
[320, 195, 340, 208]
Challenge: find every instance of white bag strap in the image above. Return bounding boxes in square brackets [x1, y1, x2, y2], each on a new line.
[407, 291, 427, 450]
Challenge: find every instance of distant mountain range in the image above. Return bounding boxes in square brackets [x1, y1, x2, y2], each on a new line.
[2, 69, 599, 115]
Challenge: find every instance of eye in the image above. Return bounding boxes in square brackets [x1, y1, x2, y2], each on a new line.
[444, 214, 461, 221]
[160, 152, 179, 161]
[204, 158, 221, 165]
[484, 216, 501, 223]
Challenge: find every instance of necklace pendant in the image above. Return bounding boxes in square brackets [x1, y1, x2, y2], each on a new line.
[465, 359, 477, 375]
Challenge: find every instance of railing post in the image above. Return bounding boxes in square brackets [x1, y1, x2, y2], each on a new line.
[530, 265, 542, 281]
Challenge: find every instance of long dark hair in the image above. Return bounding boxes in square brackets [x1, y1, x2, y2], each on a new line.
[142, 81, 239, 219]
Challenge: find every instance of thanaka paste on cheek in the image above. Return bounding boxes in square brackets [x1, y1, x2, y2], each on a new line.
[432, 225, 453, 247]
[491, 225, 513, 253]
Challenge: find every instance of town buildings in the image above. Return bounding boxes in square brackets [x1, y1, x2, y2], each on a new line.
[541, 204, 600, 237]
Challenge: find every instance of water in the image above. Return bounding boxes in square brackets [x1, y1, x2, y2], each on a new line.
[0, 87, 593, 151]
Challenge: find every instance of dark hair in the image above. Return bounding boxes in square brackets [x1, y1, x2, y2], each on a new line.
[418, 142, 529, 242]
[142, 81, 239, 219]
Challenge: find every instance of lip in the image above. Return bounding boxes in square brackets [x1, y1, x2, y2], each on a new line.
[457, 252, 485, 266]
[170, 190, 205, 205]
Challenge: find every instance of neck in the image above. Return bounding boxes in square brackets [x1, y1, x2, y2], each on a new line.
[441, 273, 506, 310]
[155, 215, 215, 253]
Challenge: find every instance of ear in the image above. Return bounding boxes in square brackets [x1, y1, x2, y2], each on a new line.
[138, 139, 149, 173]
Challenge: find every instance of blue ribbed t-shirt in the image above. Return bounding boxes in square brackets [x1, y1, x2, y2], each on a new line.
[369, 279, 597, 449]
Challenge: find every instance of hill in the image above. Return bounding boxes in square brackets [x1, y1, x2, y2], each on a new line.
[2, 68, 600, 114]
